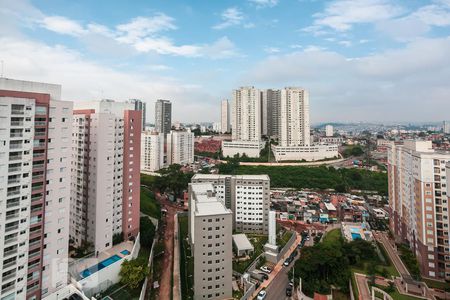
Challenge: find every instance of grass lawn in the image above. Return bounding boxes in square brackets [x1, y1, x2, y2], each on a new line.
[372, 284, 424, 300]
[140, 187, 161, 220]
[423, 278, 450, 291]
[179, 215, 194, 300]
[233, 235, 268, 274]
[100, 282, 141, 300]
[323, 228, 341, 245]
[277, 231, 293, 250]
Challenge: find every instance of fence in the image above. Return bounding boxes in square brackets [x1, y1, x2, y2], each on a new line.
[277, 231, 297, 260]
[139, 219, 159, 300]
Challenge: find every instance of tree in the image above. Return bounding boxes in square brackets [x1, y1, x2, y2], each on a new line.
[119, 259, 149, 289]
[113, 232, 124, 245]
[140, 217, 156, 248]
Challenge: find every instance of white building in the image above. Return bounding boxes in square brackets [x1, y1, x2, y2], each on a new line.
[273, 88, 338, 161]
[71, 100, 141, 254]
[188, 183, 232, 300]
[262, 89, 281, 138]
[141, 131, 164, 172]
[0, 78, 73, 299]
[223, 87, 264, 158]
[325, 125, 334, 137]
[166, 130, 194, 165]
[220, 99, 230, 134]
[443, 121, 450, 134]
[191, 174, 270, 234]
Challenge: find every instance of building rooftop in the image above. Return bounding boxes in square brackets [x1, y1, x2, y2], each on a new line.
[324, 202, 336, 211]
[191, 183, 231, 217]
[192, 174, 270, 181]
[232, 234, 254, 252]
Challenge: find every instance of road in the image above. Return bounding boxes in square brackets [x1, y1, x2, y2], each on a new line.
[373, 231, 409, 276]
[265, 238, 313, 300]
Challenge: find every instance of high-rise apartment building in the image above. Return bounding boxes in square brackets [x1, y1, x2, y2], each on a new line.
[223, 87, 264, 158]
[188, 183, 232, 300]
[191, 174, 270, 234]
[70, 100, 141, 254]
[220, 100, 230, 134]
[279, 87, 310, 147]
[325, 125, 334, 137]
[141, 131, 164, 172]
[155, 99, 172, 136]
[388, 140, 450, 280]
[262, 89, 281, 138]
[443, 121, 450, 134]
[166, 130, 194, 165]
[129, 99, 146, 130]
[0, 78, 72, 299]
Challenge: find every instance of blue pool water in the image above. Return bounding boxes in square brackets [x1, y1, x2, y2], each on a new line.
[80, 254, 122, 278]
[351, 232, 362, 240]
[121, 250, 130, 255]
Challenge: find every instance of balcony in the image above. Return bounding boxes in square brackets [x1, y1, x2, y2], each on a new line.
[2, 272, 17, 282]
[10, 132, 23, 138]
[3, 260, 17, 269]
[5, 213, 19, 221]
[5, 225, 19, 233]
[29, 239, 41, 248]
[7, 190, 20, 197]
[11, 109, 25, 115]
[28, 261, 40, 270]
[9, 155, 23, 161]
[28, 251, 40, 259]
[31, 185, 43, 192]
[7, 178, 21, 185]
[10, 120, 24, 126]
[2, 284, 15, 294]
[4, 237, 18, 245]
[27, 284, 39, 293]
[8, 166, 21, 173]
[6, 201, 20, 209]
[9, 143, 23, 150]
[31, 195, 42, 203]
[3, 248, 18, 257]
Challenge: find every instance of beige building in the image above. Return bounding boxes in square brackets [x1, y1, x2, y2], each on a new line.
[388, 140, 450, 280]
[188, 183, 232, 300]
[220, 99, 230, 134]
[191, 174, 270, 234]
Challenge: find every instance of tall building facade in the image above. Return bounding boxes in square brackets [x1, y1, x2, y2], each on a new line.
[220, 100, 230, 134]
[279, 87, 310, 147]
[166, 130, 194, 165]
[262, 89, 281, 138]
[191, 174, 270, 234]
[325, 125, 334, 137]
[141, 131, 164, 172]
[155, 99, 172, 135]
[0, 78, 72, 299]
[188, 183, 232, 300]
[129, 99, 146, 130]
[443, 121, 450, 134]
[231, 87, 261, 142]
[70, 100, 141, 254]
[388, 140, 450, 280]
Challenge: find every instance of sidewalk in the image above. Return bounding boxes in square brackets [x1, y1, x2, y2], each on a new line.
[250, 232, 302, 298]
[172, 213, 181, 300]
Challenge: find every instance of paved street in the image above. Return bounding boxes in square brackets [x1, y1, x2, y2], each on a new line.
[266, 252, 297, 300]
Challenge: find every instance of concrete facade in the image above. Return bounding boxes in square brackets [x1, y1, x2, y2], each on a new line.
[388, 140, 450, 280]
[155, 99, 171, 136]
[0, 78, 72, 300]
[141, 131, 164, 172]
[166, 130, 194, 165]
[191, 174, 270, 234]
[70, 100, 141, 254]
[272, 144, 339, 162]
[188, 183, 232, 300]
[220, 99, 230, 134]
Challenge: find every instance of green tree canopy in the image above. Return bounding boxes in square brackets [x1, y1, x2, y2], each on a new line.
[119, 258, 149, 289]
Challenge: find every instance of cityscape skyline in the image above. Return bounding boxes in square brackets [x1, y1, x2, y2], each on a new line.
[1, 0, 450, 123]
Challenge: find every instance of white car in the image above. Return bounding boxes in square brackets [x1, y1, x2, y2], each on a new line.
[257, 290, 267, 300]
[260, 266, 272, 274]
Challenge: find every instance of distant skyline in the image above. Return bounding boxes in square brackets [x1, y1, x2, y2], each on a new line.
[1, 0, 450, 123]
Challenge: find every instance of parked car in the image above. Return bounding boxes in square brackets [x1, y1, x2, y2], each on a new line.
[257, 290, 267, 300]
[261, 273, 269, 280]
[283, 258, 292, 266]
[260, 266, 272, 274]
[286, 285, 293, 296]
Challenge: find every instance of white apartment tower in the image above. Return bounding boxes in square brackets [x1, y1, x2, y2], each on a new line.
[166, 130, 194, 165]
[279, 87, 310, 147]
[325, 125, 334, 137]
[70, 100, 141, 254]
[188, 183, 232, 300]
[220, 100, 230, 134]
[388, 140, 450, 280]
[141, 131, 164, 172]
[262, 89, 281, 139]
[155, 99, 172, 136]
[191, 174, 270, 234]
[231, 87, 261, 142]
[0, 78, 72, 299]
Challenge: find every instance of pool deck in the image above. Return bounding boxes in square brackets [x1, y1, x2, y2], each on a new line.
[72, 240, 134, 276]
[341, 222, 372, 242]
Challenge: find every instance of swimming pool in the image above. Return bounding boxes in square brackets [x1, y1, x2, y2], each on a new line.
[121, 250, 130, 255]
[351, 232, 362, 240]
[80, 254, 122, 279]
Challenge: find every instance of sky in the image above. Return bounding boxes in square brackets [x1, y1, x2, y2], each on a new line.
[0, 0, 450, 124]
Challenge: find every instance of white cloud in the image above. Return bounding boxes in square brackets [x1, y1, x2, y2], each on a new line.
[411, 4, 450, 27]
[248, 0, 279, 8]
[213, 7, 245, 30]
[290, 44, 303, 49]
[338, 40, 352, 47]
[41, 16, 86, 36]
[0, 36, 217, 122]
[116, 14, 177, 43]
[201, 36, 240, 59]
[264, 47, 280, 54]
[242, 37, 450, 122]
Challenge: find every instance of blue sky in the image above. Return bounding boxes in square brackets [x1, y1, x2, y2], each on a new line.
[1, 0, 450, 123]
